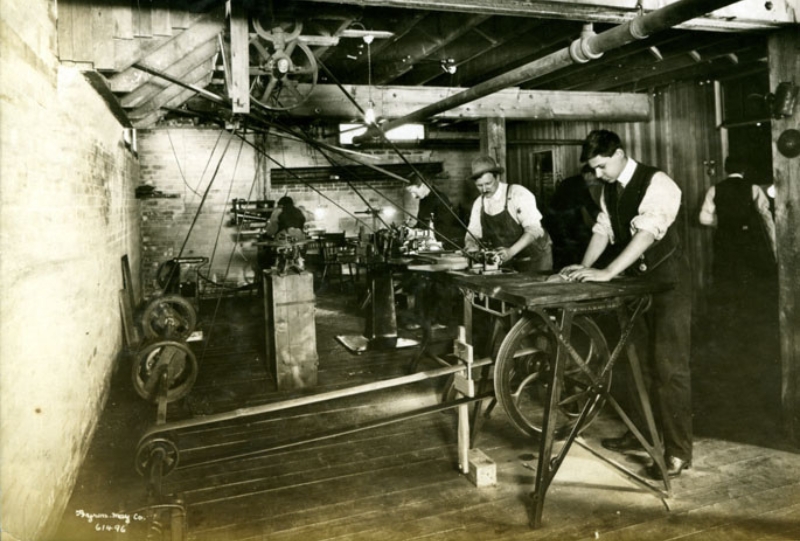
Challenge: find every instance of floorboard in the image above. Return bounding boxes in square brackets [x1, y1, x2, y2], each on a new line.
[53, 282, 800, 541]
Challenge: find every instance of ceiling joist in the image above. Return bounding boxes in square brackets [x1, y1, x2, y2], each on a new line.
[286, 84, 651, 121]
[301, 0, 796, 31]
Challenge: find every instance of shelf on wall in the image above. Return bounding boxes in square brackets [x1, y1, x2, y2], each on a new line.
[269, 162, 443, 184]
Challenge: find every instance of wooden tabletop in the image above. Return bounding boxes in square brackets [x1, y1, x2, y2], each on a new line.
[447, 272, 673, 309]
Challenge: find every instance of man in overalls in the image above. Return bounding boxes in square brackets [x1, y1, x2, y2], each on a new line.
[464, 155, 552, 273]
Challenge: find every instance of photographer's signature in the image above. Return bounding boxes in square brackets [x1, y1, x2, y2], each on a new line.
[74, 509, 146, 534]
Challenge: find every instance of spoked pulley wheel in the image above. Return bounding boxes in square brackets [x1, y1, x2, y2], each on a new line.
[249, 18, 318, 110]
[493, 313, 610, 439]
[135, 436, 180, 477]
[141, 294, 197, 340]
[131, 340, 198, 403]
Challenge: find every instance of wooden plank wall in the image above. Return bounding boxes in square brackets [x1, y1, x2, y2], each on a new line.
[507, 80, 722, 315]
[57, 0, 190, 70]
[768, 29, 800, 444]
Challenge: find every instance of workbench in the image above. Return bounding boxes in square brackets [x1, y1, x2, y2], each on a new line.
[444, 271, 674, 528]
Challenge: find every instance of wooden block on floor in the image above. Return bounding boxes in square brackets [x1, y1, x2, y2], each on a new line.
[264, 271, 318, 390]
[467, 448, 496, 488]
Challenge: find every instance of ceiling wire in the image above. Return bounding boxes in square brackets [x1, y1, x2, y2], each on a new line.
[167, 129, 202, 197]
[315, 56, 484, 251]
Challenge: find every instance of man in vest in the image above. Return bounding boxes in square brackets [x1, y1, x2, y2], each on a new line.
[464, 155, 552, 273]
[699, 156, 776, 318]
[564, 129, 693, 480]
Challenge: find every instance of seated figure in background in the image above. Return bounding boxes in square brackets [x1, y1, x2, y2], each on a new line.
[265, 196, 307, 241]
[258, 196, 307, 272]
[402, 178, 465, 330]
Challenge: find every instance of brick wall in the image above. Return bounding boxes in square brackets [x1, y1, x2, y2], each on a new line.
[0, 2, 140, 539]
[138, 128, 478, 297]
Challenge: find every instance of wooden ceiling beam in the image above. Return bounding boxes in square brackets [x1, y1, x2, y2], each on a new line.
[525, 31, 688, 89]
[344, 12, 428, 74]
[435, 19, 578, 87]
[604, 50, 766, 92]
[116, 38, 218, 107]
[372, 12, 490, 84]
[528, 32, 757, 91]
[300, 0, 795, 31]
[354, 0, 746, 139]
[402, 18, 562, 86]
[111, 7, 224, 75]
[287, 84, 650, 121]
[128, 64, 215, 128]
[570, 36, 764, 91]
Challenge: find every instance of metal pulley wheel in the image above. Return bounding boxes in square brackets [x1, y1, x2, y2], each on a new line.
[131, 339, 198, 403]
[493, 313, 611, 439]
[141, 294, 197, 340]
[135, 436, 180, 477]
[249, 18, 318, 110]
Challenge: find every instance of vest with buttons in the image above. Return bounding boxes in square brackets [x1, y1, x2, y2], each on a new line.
[603, 162, 679, 275]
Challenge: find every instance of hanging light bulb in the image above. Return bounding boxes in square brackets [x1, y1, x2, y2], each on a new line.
[314, 191, 327, 220]
[364, 102, 376, 124]
[364, 34, 375, 125]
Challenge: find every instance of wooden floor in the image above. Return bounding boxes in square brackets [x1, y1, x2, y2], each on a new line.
[55, 280, 800, 541]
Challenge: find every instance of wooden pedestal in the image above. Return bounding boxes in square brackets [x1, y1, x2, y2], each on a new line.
[263, 271, 318, 390]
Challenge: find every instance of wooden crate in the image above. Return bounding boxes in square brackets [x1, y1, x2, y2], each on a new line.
[263, 271, 318, 390]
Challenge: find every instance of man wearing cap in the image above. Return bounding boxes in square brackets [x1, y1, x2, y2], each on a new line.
[564, 129, 692, 481]
[464, 155, 552, 273]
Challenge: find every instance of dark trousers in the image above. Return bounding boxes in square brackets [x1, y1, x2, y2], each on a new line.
[624, 253, 693, 462]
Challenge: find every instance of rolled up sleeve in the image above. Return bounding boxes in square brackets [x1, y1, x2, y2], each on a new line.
[510, 187, 547, 238]
[464, 199, 483, 250]
[630, 172, 681, 241]
[592, 211, 614, 241]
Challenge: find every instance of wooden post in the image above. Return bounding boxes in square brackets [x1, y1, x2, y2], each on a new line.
[768, 29, 800, 445]
[228, 0, 250, 113]
[480, 117, 506, 181]
[263, 271, 319, 390]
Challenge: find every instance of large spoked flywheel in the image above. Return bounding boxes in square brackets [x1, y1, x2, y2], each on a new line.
[494, 313, 610, 439]
[132, 340, 198, 403]
[141, 294, 197, 340]
[249, 19, 318, 110]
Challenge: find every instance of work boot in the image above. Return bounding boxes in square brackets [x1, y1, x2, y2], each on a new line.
[601, 431, 645, 453]
[646, 455, 691, 479]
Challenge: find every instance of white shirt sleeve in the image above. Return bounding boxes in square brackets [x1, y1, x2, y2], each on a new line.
[591, 171, 680, 244]
[630, 171, 681, 241]
[507, 185, 546, 237]
[699, 186, 717, 226]
[592, 203, 614, 242]
[752, 185, 777, 255]
[464, 198, 483, 251]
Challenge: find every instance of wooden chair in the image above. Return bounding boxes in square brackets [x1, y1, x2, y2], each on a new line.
[318, 232, 356, 292]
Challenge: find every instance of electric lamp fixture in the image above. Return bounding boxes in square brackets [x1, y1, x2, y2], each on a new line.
[364, 33, 375, 125]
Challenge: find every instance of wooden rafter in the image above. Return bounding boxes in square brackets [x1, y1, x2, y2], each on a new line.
[286, 84, 651, 120]
[299, 0, 797, 31]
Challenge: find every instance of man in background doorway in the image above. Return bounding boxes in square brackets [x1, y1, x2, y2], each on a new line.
[699, 156, 777, 319]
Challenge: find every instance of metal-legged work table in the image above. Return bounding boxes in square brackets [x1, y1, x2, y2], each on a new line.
[448, 272, 673, 528]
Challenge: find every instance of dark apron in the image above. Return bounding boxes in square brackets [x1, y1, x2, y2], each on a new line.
[480, 185, 552, 273]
